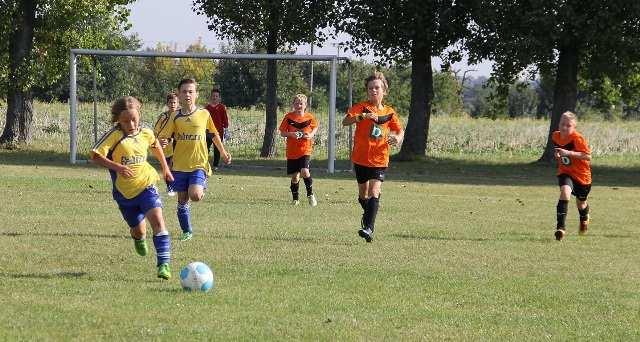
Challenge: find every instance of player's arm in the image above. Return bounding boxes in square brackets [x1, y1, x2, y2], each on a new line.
[387, 128, 404, 146]
[278, 118, 295, 138]
[211, 133, 232, 164]
[555, 148, 591, 161]
[387, 114, 404, 146]
[304, 117, 319, 139]
[90, 151, 134, 178]
[207, 115, 231, 164]
[150, 140, 174, 182]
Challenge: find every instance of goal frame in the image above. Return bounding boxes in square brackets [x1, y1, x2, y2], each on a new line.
[68, 48, 352, 173]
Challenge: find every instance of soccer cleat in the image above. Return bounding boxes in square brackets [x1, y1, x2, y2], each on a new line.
[358, 228, 373, 243]
[291, 200, 300, 206]
[179, 232, 193, 241]
[554, 229, 566, 241]
[134, 239, 148, 256]
[308, 194, 317, 207]
[157, 263, 171, 280]
[579, 215, 590, 235]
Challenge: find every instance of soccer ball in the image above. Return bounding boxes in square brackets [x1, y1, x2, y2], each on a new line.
[180, 261, 214, 292]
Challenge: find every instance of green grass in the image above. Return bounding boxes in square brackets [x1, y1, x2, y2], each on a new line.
[1, 150, 639, 340]
[2, 102, 640, 339]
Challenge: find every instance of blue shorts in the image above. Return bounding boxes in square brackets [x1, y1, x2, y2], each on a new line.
[171, 169, 208, 192]
[115, 186, 163, 228]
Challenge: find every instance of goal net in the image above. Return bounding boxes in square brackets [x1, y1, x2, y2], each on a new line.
[68, 49, 354, 173]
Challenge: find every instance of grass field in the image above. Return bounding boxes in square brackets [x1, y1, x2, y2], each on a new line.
[1, 102, 640, 339]
[1, 145, 639, 339]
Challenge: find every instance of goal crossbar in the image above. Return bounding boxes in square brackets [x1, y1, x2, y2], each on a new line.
[69, 49, 352, 173]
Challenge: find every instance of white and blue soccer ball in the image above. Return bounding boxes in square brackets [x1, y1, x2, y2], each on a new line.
[180, 261, 214, 292]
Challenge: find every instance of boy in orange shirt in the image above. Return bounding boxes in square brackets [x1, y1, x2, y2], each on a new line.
[552, 111, 592, 241]
[342, 72, 403, 242]
[279, 94, 318, 206]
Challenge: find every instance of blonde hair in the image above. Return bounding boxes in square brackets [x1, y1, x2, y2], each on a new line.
[561, 111, 577, 124]
[110, 96, 141, 123]
[293, 93, 307, 105]
[365, 71, 389, 90]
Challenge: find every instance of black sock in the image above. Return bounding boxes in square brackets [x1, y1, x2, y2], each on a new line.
[303, 177, 313, 196]
[290, 182, 299, 201]
[364, 196, 380, 231]
[358, 197, 367, 210]
[557, 200, 568, 229]
[578, 205, 590, 221]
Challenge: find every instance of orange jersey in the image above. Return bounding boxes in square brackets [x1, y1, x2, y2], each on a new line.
[346, 101, 403, 167]
[279, 112, 318, 159]
[552, 130, 592, 185]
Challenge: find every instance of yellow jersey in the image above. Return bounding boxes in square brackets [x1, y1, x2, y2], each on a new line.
[153, 111, 174, 158]
[157, 108, 218, 175]
[91, 126, 159, 199]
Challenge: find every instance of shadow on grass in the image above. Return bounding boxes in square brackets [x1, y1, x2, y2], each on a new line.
[3, 148, 638, 187]
[1, 231, 125, 239]
[390, 232, 549, 243]
[2, 271, 87, 279]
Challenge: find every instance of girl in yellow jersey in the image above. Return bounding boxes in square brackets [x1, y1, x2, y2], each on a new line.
[91, 96, 174, 280]
[154, 91, 179, 196]
[157, 79, 231, 241]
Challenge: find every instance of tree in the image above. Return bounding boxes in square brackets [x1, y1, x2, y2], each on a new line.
[193, 0, 334, 157]
[0, 0, 134, 146]
[466, 0, 640, 162]
[337, 0, 470, 160]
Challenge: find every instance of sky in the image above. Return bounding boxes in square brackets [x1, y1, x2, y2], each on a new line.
[127, 0, 493, 77]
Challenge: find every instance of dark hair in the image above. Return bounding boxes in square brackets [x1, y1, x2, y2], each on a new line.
[110, 96, 141, 123]
[166, 91, 178, 102]
[177, 78, 197, 90]
[211, 87, 220, 95]
[364, 71, 389, 90]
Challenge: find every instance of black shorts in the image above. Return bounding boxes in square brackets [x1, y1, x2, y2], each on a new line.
[558, 174, 591, 201]
[287, 156, 311, 174]
[353, 163, 386, 184]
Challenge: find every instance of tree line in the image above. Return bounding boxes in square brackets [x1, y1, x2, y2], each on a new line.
[2, 0, 640, 162]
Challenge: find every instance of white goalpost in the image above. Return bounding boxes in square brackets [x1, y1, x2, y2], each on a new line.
[68, 48, 352, 173]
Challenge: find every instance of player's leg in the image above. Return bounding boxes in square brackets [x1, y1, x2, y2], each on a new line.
[130, 220, 149, 257]
[301, 162, 316, 206]
[555, 175, 572, 241]
[287, 158, 302, 205]
[575, 182, 591, 235]
[145, 207, 172, 279]
[212, 144, 221, 169]
[173, 171, 193, 241]
[119, 199, 148, 256]
[187, 170, 208, 202]
[364, 179, 382, 233]
[176, 192, 193, 241]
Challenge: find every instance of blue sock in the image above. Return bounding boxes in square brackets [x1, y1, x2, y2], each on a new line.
[153, 231, 171, 266]
[177, 203, 192, 233]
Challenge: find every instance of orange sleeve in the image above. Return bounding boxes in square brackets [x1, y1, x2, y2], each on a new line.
[575, 135, 591, 154]
[310, 114, 318, 130]
[346, 103, 364, 118]
[388, 113, 402, 133]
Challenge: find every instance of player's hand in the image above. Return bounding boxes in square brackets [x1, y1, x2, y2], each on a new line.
[117, 165, 134, 178]
[159, 138, 169, 148]
[364, 112, 379, 122]
[555, 148, 568, 158]
[387, 135, 400, 146]
[223, 151, 232, 165]
[164, 171, 174, 182]
[302, 132, 312, 139]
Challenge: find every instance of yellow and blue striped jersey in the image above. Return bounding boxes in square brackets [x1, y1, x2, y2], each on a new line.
[153, 111, 174, 158]
[157, 108, 218, 175]
[91, 126, 159, 199]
